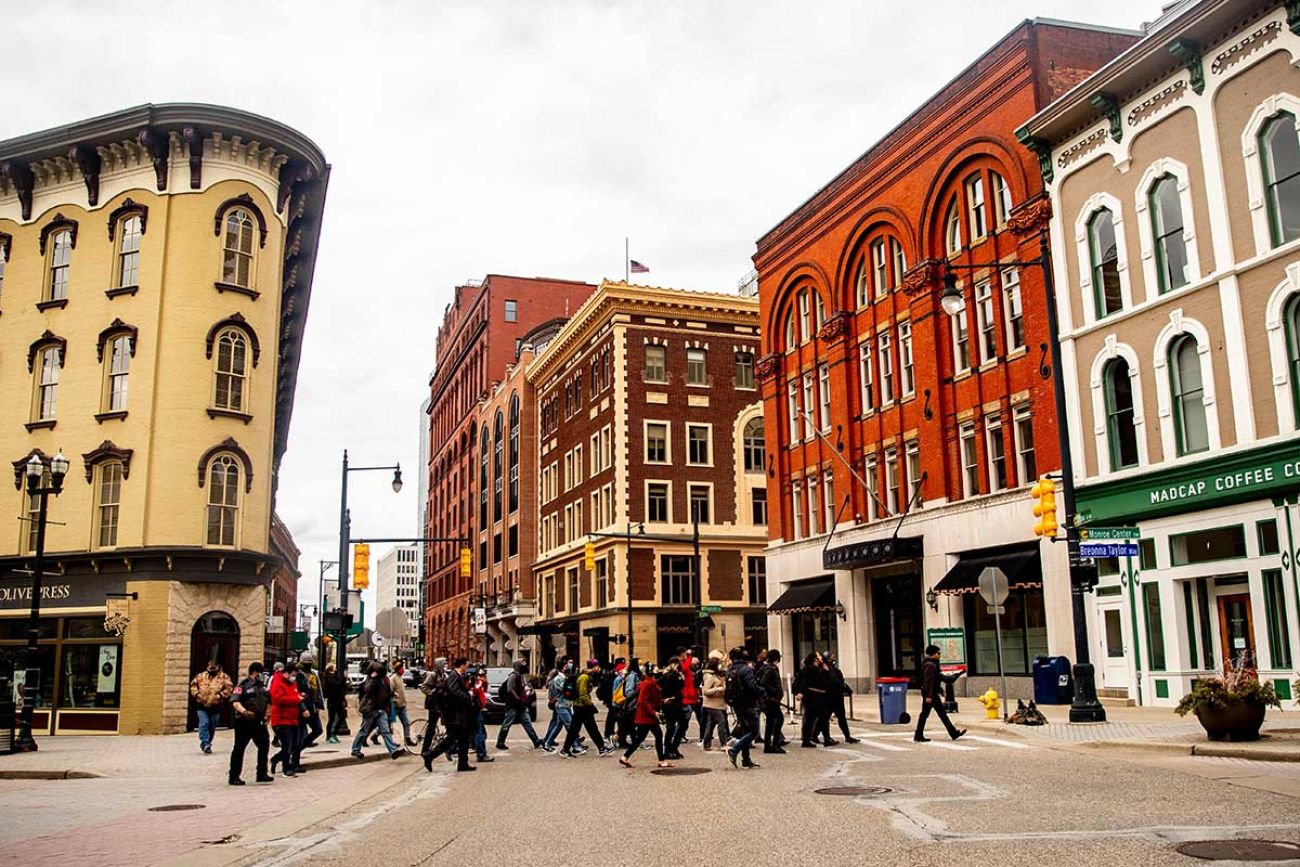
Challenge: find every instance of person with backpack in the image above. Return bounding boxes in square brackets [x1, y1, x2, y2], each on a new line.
[418, 658, 448, 755]
[619, 667, 672, 769]
[469, 668, 493, 764]
[423, 657, 477, 772]
[725, 647, 763, 769]
[351, 661, 404, 760]
[759, 649, 786, 754]
[678, 648, 701, 744]
[228, 661, 273, 785]
[617, 658, 641, 748]
[601, 658, 626, 743]
[559, 659, 616, 758]
[496, 659, 542, 750]
[699, 651, 729, 751]
[540, 658, 574, 752]
[659, 656, 687, 760]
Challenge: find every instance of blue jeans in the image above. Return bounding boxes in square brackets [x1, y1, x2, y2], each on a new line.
[543, 705, 573, 748]
[473, 711, 487, 759]
[390, 705, 412, 741]
[351, 709, 399, 755]
[497, 705, 539, 747]
[196, 707, 217, 750]
[729, 708, 760, 762]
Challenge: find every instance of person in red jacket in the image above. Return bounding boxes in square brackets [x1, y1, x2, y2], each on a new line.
[620, 671, 672, 769]
[269, 661, 305, 777]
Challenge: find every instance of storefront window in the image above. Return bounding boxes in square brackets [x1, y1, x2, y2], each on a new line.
[1142, 583, 1167, 671]
[963, 588, 1048, 675]
[0, 644, 55, 707]
[1170, 525, 1246, 566]
[793, 612, 837, 665]
[0, 619, 57, 641]
[58, 644, 121, 708]
[1263, 569, 1292, 669]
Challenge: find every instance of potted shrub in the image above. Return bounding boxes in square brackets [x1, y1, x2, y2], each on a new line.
[1175, 657, 1280, 742]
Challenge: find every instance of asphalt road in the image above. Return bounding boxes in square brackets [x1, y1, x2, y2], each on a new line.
[231, 715, 1300, 867]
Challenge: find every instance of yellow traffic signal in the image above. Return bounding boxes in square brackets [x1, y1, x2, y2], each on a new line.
[584, 540, 596, 572]
[1030, 476, 1058, 538]
[353, 543, 370, 590]
[459, 547, 472, 578]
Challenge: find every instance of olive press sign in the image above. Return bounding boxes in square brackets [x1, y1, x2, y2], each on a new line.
[0, 582, 71, 606]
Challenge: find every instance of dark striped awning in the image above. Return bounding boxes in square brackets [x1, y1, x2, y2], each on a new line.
[932, 546, 1041, 596]
[767, 578, 836, 615]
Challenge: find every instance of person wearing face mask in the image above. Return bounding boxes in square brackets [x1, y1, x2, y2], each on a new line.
[540, 658, 573, 752]
[190, 659, 234, 755]
[659, 656, 687, 760]
[699, 652, 729, 751]
[794, 652, 828, 748]
[269, 661, 305, 777]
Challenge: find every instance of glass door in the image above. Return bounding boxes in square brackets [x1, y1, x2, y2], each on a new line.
[1100, 606, 1129, 691]
[1217, 594, 1255, 668]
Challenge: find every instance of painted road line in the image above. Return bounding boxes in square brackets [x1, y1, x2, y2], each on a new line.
[919, 740, 977, 751]
[855, 738, 910, 752]
[964, 735, 1032, 749]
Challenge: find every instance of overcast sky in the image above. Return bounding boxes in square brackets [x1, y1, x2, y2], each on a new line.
[6, 0, 1165, 629]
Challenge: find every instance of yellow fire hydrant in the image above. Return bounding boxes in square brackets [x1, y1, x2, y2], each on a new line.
[977, 688, 1000, 720]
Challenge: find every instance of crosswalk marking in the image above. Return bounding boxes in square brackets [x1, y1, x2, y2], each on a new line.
[918, 740, 977, 751]
[964, 735, 1031, 750]
[855, 738, 910, 752]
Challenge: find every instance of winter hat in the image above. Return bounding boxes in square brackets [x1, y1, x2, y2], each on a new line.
[708, 649, 725, 661]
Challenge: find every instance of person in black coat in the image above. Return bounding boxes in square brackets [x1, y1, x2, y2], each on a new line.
[794, 653, 829, 748]
[821, 653, 859, 745]
[758, 649, 786, 754]
[914, 645, 966, 742]
[424, 657, 477, 772]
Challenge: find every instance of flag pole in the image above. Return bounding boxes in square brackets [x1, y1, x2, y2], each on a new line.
[625, 237, 629, 285]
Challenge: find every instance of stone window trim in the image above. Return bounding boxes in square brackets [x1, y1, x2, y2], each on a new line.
[105, 286, 139, 299]
[107, 198, 149, 241]
[206, 407, 253, 424]
[81, 440, 133, 484]
[1151, 310, 1221, 460]
[27, 330, 67, 374]
[1088, 336, 1150, 477]
[1241, 93, 1300, 257]
[214, 281, 261, 300]
[1133, 157, 1201, 297]
[212, 193, 269, 248]
[204, 313, 260, 367]
[96, 318, 139, 363]
[1264, 263, 1300, 433]
[1074, 192, 1134, 325]
[37, 213, 78, 256]
[196, 437, 254, 493]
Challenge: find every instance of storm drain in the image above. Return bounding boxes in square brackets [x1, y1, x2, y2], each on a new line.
[814, 786, 893, 796]
[1175, 840, 1300, 861]
[651, 767, 711, 776]
[148, 804, 206, 812]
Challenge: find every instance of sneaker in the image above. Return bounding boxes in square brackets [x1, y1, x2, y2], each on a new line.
[540, 745, 556, 753]
[478, 756, 495, 763]
[598, 746, 616, 757]
[496, 743, 510, 751]
[727, 749, 738, 768]
[845, 737, 861, 744]
[351, 751, 364, 759]
[619, 757, 633, 768]
[822, 739, 840, 746]
[558, 750, 575, 759]
[800, 741, 817, 748]
[952, 729, 967, 741]
[255, 774, 274, 783]
[390, 748, 406, 760]
[913, 736, 931, 743]
[228, 777, 245, 786]
[456, 764, 477, 772]
[203, 745, 213, 755]
[742, 761, 760, 769]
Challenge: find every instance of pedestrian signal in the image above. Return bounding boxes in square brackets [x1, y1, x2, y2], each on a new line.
[459, 547, 472, 578]
[353, 543, 370, 590]
[1030, 476, 1058, 538]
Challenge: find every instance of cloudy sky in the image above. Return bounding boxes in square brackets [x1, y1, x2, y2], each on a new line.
[6, 0, 1164, 628]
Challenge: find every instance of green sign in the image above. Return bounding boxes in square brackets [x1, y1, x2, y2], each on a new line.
[1080, 526, 1139, 540]
[926, 627, 966, 666]
[290, 630, 310, 652]
[700, 605, 723, 615]
[347, 600, 366, 637]
[1077, 440, 1300, 524]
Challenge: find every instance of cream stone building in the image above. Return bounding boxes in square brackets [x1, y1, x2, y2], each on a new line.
[0, 104, 327, 734]
[1022, 0, 1300, 706]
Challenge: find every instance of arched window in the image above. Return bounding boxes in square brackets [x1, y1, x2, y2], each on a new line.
[221, 208, 256, 287]
[117, 215, 142, 289]
[991, 171, 1013, 226]
[944, 198, 962, 255]
[1169, 335, 1208, 456]
[1285, 295, 1300, 422]
[965, 172, 987, 240]
[798, 290, 810, 342]
[855, 260, 868, 308]
[95, 460, 123, 548]
[1103, 359, 1139, 471]
[213, 330, 247, 411]
[1088, 209, 1122, 318]
[47, 229, 72, 302]
[743, 417, 765, 473]
[509, 394, 520, 513]
[205, 455, 240, 546]
[1261, 111, 1300, 247]
[493, 410, 504, 520]
[105, 335, 131, 412]
[479, 427, 489, 528]
[1149, 175, 1189, 293]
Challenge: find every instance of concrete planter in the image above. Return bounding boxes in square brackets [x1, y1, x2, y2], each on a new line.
[1194, 699, 1267, 742]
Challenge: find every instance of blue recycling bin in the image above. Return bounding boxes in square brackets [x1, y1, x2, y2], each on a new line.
[876, 676, 910, 724]
[1032, 656, 1073, 704]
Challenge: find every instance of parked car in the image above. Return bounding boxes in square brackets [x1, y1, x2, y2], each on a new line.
[346, 662, 365, 689]
[480, 666, 537, 724]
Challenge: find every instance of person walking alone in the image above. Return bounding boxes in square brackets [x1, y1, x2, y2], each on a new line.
[914, 645, 966, 743]
[725, 647, 763, 769]
[699, 652, 729, 751]
[760, 649, 786, 754]
[269, 661, 304, 777]
[423, 657, 476, 772]
[189, 659, 233, 755]
[496, 659, 542, 750]
[619, 668, 672, 769]
[322, 663, 346, 744]
[228, 661, 274, 786]
[559, 659, 616, 758]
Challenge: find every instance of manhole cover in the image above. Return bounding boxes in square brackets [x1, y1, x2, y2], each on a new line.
[148, 804, 206, 812]
[651, 767, 712, 776]
[814, 786, 893, 796]
[1175, 840, 1300, 861]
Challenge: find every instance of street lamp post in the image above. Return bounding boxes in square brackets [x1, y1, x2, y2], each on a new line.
[334, 450, 402, 676]
[14, 450, 69, 752]
[318, 559, 338, 658]
[940, 228, 1105, 724]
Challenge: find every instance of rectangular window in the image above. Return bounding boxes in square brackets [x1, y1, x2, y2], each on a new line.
[904, 440, 921, 509]
[823, 475, 835, 532]
[807, 476, 821, 536]
[1263, 569, 1292, 668]
[792, 485, 804, 540]
[686, 348, 708, 386]
[568, 567, 579, 613]
[891, 238, 906, 288]
[1170, 526, 1246, 566]
[798, 291, 811, 342]
[967, 174, 987, 239]
[752, 488, 768, 525]
[871, 238, 888, 295]
[975, 281, 997, 363]
[508, 524, 518, 557]
[963, 588, 1049, 675]
[879, 331, 894, 404]
[787, 382, 801, 442]
[504, 299, 518, 322]
[986, 419, 1008, 491]
[1257, 519, 1280, 556]
[1002, 268, 1024, 351]
[105, 336, 131, 412]
[493, 532, 502, 564]
[96, 463, 122, 548]
[1196, 577, 1215, 670]
[1142, 582, 1167, 671]
[595, 558, 608, 609]
[645, 422, 668, 464]
[1013, 407, 1035, 485]
[590, 433, 600, 477]
[747, 558, 767, 606]
[802, 374, 816, 440]
[734, 352, 754, 388]
[661, 555, 697, 606]
[817, 365, 831, 432]
[952, 306, 970, 374]
[884, 447, 900, 515]
[1139, 538, 1157, 570]
[898, 322, 915, 397]
[864, 455, 879, 521]
[859, 340, 875, 414]
[644, 346, 667, 383]
[686, 424, 711, 465]
[647, 483, 669, 523]
[689, 484, 711, 525]
[960, 423, 979, 498]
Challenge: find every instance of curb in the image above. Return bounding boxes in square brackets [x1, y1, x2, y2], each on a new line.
[0, 769, 104, 780]
[299, 748, 413, 771]
[1192, 744, 1300, 762]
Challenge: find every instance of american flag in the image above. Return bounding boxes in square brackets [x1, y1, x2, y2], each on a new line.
[629, 259, 649, 274]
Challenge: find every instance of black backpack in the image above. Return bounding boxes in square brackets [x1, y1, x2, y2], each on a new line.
[561, 673, 579, 701]
[723, 666, 742, 706]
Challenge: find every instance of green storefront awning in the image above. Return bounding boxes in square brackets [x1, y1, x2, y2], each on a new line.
[1077, 440, 1300, 524]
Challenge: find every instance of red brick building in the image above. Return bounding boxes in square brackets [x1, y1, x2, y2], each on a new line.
[755, 19, 1138, 692]
[424, 275, 595, 663]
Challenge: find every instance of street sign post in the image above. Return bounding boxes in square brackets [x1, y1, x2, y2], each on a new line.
[1079, 526, 1139, 540]
[700, 604, 723, 616]
[977, 567, 1009, 718]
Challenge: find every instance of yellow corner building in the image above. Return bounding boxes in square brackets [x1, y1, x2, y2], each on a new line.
[0, 104, 328, 735]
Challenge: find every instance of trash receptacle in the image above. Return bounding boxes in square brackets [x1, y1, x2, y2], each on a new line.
[876, 676, 910, 724]
[1032, 656, 1073, 704]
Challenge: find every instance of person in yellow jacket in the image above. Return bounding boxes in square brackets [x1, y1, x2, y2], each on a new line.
[189, 660, 234, 754]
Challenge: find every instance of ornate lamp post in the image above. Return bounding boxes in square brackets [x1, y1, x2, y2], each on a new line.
[14, 450, 69, 752]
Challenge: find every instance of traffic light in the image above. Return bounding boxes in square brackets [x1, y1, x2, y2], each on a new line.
[459, 546, 472, 578]
[584, 540, 596, 572]
[352, 543, 370, 590]
[1031, 476, 1058, 538]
